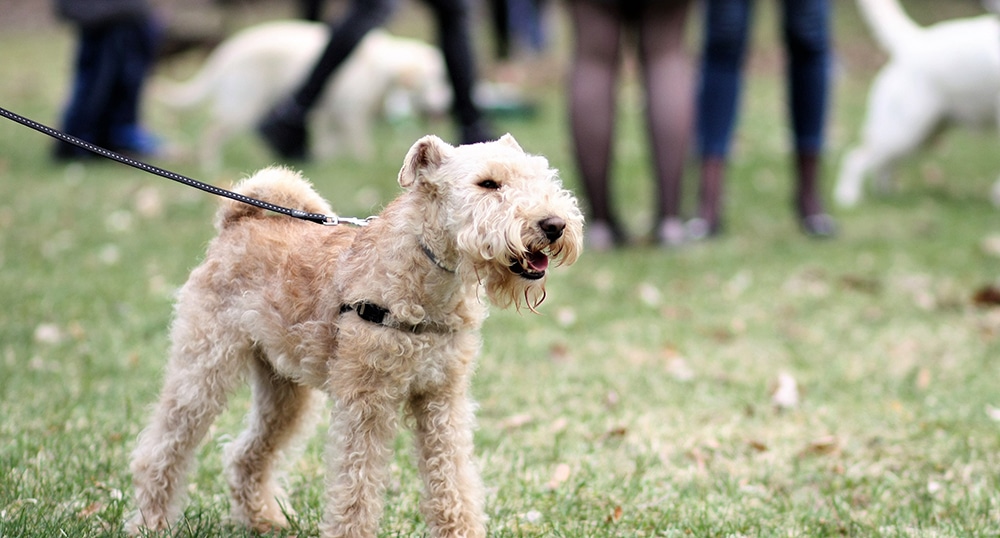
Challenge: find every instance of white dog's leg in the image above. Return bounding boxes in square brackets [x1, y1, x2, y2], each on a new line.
[835, 146, 871, 207]
[409, 384, 487, 538]
[838, 70, 944, 206]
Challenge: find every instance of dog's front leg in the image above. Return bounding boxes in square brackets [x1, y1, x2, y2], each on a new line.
[321, 377, 401, 538]
[409, 386, 487, 538]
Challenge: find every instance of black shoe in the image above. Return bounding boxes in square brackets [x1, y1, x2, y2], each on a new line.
[258, 98, 309, 160]
[52, 140, 93, 161]
[800, 213, 837, 238]
[685, 217, 723, 242]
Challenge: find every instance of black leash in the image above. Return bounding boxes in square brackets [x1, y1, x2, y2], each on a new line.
[0, 105, 374, 227]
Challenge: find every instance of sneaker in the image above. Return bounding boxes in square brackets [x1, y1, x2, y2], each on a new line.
[657, 217, 686, 248]
[258, 98, 309, 160]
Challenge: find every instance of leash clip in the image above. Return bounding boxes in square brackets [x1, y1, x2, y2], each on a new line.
[324, 215, 378, 227]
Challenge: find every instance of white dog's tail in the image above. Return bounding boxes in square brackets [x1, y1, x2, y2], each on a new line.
[216, 167, 334, 230]
[855, 0, 922, 56]
[151, 62, 219, 110]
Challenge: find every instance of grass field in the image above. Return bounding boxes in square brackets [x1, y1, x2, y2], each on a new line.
[2, 1, 1000, 536]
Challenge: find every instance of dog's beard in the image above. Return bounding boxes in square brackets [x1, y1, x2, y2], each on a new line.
[476, 261, 548, 312]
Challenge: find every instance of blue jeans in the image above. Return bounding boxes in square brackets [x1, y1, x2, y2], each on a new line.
[696, 0, 830, 158]
[57, 16, 158, 156]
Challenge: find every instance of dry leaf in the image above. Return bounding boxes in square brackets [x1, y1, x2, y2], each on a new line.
[747, 439, 768, 452]
[555, 307, 577, 327]
[637, 282, 661, 307]
[981, 235, 1000, 258]
[77, 502, 103, 519]
[606, 505, 623, 523]
[973, 285, 1000, 307]
[547, 463, 571, 489]
[548, 343, 571, 363]
[799, 435, 840, 457]
[500, 413, 533, 430]
[771, 372, 800, 410]
[134, 186, 164, 218]
[915, 367, 931, 390]
[33, 323, 63, 345]
[666, 356, 694, 382]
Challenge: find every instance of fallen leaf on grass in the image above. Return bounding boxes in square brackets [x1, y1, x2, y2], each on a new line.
[77, 502, 104, 519]
[839, 274, 882, 295]
[980, 235, 1000, 258]
[637, 282, 661, 307]
[915, 367, 931, 391]
[500, 413, 533, 430]
[798, 435, 840, 458]
[972, 285, 1000, 307]
[547, 463, 571, 489]
[747, 439, 768, 452]
[770, 372, 800, 410]
[33, 323, 63, 345]
[665, 355, 694, 382]
[606, 505, 623, 523]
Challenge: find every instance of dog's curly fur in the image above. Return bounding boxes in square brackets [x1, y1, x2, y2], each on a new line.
[126, 134, 584, 537]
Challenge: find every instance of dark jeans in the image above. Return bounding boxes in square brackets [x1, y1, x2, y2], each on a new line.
[696, 0, 830, 157]
[57, 17, 158, 156]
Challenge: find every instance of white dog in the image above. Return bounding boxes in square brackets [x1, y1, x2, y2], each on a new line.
[835, 0, 1000, 207]
[155, 21, 452, 171]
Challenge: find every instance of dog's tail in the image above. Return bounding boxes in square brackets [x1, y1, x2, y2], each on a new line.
[216, 167, 334, 230]
[152, 75, 211, 110]
[855, 0, 922, 56]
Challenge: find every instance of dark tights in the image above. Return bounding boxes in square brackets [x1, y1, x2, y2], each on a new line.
[568, 0, 693, 234]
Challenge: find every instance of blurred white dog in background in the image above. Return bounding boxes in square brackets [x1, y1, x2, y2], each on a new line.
[155, 21, 451, 171]
[836, 0, 1000, 207]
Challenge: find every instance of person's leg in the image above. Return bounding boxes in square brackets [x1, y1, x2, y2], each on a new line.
[782, 0, 835, 236]
[693, 0, 752, 236]
[54, 26, 120, 159]
[259, 0, 397, 159]
[567, 0, 624, 248]
[107, 16, 161, 154]
[636, 0, 694, 245]
[423, 0, 493, 144]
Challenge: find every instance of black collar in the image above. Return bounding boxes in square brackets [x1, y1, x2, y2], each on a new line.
[419, 239, 456, 274]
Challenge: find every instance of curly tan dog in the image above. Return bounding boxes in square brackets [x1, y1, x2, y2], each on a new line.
[127, 134, 584, 537]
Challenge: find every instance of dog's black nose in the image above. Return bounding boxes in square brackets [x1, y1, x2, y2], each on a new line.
[539, 216, 566, 242]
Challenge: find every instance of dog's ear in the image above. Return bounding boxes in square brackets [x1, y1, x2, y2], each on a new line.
[498, 133, 523, 152]
[399, 134, 453, 188]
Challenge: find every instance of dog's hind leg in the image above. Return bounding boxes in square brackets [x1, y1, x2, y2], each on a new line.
[225, 351, 322, 531]
[127, 327, 248, 534]
[409, 382, 486, 538]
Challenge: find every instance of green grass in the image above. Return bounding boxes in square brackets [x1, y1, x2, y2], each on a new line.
[3, 2, 1000, 536]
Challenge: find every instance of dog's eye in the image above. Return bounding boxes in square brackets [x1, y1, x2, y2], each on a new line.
[477, 179, 501, 190]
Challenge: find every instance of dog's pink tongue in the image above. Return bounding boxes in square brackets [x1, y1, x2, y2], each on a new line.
[527, 251, 549, 272]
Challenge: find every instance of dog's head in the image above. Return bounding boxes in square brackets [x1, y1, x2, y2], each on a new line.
[398, 133, 584, 310]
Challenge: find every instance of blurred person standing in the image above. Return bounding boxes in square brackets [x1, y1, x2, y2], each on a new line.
[53, 0, 161, 160]
[691, 0, 837, 239]
[259, 0, 493, 160]
[566, 0, 695, 250]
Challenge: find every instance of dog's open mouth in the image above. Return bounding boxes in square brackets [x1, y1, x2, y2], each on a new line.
[509, 251, 549, 280]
